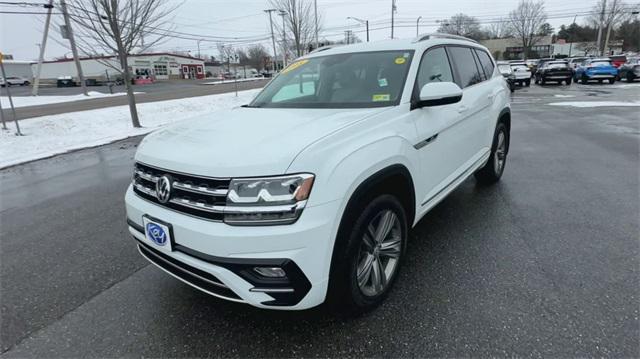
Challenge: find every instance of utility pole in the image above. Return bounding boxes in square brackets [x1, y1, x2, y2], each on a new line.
[347, 17, 369, 42]
[595, 0, 606, 56]
[391, 0, 396, 39]
[0, 54, 23, 135]
[603, 0, 618, 56]
[197, 39, 203, 59]
[279, 10, 287, 67]
[314, 0, 319, 50]
[264, 9, 278, 73]
[32, 0, 53, 96]
[568, 14, 577, 57]
[60, 0, 88, 96]
[416, 16, 422, 36]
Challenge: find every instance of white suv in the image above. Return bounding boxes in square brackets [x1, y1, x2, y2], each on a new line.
[125, 34, 511, 312]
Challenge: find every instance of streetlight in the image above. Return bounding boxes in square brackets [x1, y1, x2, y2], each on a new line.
[416, 16, 422, 36]
[196, 39, 203, 59]
[347, 16, 369, 42]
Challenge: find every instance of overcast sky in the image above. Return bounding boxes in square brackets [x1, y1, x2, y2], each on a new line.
[0, 0, 624, 61]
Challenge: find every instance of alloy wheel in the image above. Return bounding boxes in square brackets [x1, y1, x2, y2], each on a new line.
[356, 210, 402, 297]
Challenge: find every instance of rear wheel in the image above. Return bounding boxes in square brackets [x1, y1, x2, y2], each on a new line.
[581, 75, 589, 84]
[475, 122, 508, 185]
[627, 73, 635, 83]
[525, 79, 531, 87]
[328, 194, 407, 313]
[608, 78, 615, 84]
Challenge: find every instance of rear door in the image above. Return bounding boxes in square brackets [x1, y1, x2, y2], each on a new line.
[446, 46, 493, 167]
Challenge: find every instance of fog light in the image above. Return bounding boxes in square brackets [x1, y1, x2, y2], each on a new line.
[253, 267, 286, 278]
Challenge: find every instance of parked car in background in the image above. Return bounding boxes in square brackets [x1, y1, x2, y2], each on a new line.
[510, 62, 531, 86]
[497, 62, 516, 92]
[574, 58, 618, 84]
[609, 55, 627, 68]
[568, 57, 588, 70]
[525, 59, 539, 76]
[533, 58, 554, 77]
[617, 57, 640, 82]
[0, 76, 30, 87]
[535, 60, 573, 85]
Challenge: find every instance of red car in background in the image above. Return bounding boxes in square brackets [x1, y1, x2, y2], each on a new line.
[609, 55, 627, 68]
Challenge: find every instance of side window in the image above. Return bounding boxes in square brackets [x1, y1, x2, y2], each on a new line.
[475, 49, 495, 79]
[415, 47, 454, 92]
[472, 50, 487, 81]
[447, 46, 484, 88]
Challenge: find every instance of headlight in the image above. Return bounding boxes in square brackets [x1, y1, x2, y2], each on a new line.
[224, 173, 314, 225]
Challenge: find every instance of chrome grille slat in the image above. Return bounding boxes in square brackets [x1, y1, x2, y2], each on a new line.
[132, 162, 230, 221]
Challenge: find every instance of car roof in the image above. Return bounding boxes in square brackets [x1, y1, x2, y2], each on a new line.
[304, 33, 487, 59]
[510, 62, 527, 65]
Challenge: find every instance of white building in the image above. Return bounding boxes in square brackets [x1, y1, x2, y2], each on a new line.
[34, 52, 205, 83]
[2, 60, 34, 78]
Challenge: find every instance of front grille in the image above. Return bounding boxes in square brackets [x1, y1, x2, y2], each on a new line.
[132, 162, 230, 221]
[137, 241, 242, 301]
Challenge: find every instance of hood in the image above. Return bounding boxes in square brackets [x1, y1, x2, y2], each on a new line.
[135, 106, 387, 177]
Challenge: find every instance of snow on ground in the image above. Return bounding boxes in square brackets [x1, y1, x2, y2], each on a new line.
[608, 82, 640, 90]
[553, 94, 576, 98]
[0, 89, 260, 169]
[202, 77, 266, 85]
[0, 91, 143, 108]
[548, 101, 640, 108]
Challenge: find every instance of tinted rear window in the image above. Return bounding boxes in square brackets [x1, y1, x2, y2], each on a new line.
[475, 49, 495, 78]
[448, 47, 483, 88]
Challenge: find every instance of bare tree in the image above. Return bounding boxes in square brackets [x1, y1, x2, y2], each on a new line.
[508, 0, 547, 60]
[485, 19, 513, 39]
[65, 0, 178, 128]
[270, 0, 322, 57]
[437, 13, 483, 40]
[246, 44, 269, 72]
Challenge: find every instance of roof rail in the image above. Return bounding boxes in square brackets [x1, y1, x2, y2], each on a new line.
[413, 33, 478, 44]
[310, 45, 335, 54]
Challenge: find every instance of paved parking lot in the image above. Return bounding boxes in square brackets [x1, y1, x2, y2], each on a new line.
[0, 83, 638, 357]
[2, 79, 269, 119]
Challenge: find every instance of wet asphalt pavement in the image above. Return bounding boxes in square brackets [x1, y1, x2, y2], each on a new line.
[0, 82, 638, 357]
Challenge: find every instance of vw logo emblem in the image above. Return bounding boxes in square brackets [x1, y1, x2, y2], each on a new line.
[146, 223, 167, 246]
[156, 175, 172, 203]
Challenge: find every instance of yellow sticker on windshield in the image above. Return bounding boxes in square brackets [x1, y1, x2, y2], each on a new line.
[372, 94, 391, 101]
[281, 59, 309, 74]
[394, 57, 406, 65]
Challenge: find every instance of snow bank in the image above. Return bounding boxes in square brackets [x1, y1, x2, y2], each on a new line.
[0, 89, 260, 169]
[548, 101, 640, 108]
[0, 91, 143, 108]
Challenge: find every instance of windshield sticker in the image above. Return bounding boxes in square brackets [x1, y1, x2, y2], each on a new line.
[372, 94, 391, 101]
[378, 78, 388, 87]
[394, 57, 406, 65]
[281, 59, 309, 74]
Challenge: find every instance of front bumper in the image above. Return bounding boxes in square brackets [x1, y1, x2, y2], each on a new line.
[125, 185, 341, 310]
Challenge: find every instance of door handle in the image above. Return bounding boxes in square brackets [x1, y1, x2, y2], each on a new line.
[458, 106, 468, 113]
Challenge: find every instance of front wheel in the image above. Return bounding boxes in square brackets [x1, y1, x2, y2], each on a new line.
[475, 122, 508, 185]
[608, 78, 615, 84]
[566, 78, 572, 85]
[328, 194, 407, 313]
[627, 73, 635, 83]
[525, 79, 531, 87]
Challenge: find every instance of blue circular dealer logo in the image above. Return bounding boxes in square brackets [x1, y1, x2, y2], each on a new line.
[146, 223, 167, 246]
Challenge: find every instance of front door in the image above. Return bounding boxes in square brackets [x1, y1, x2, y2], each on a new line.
[406, 46, 468, 209]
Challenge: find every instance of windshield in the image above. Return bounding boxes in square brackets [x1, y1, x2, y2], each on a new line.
[249, 50, 414, 108]
[547, 62, 568, 68]
[498, 65, 512, 74]
[591, 61, 612, 67]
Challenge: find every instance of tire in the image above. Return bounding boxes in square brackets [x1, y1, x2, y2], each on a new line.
[541, 78, 546, 85]
[608, 78, 615, 84]
[581, 75, 589, 84]
[566, 78, 572, 85]
[23, 81, 30, 86]
[475, 122, 508, 185]
[525, 79, 531, 87]
[598, 79, 603, 84]
[627, 73, 635, 83]
[327, 194, 407, 314]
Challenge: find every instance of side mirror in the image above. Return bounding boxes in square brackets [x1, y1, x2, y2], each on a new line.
[415, 82, 463, 108]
